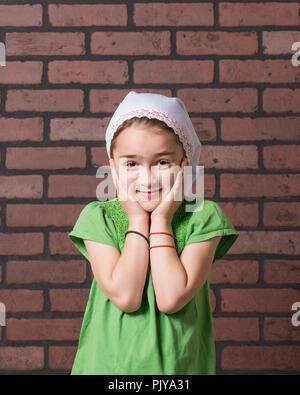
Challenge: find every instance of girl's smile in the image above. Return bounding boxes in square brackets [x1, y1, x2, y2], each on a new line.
[136, 187, 163, 199]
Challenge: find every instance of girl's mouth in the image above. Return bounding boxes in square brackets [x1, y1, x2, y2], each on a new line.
[136, 188, 162, 199]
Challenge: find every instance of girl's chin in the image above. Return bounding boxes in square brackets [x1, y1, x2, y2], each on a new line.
[136, 197, 161, 212]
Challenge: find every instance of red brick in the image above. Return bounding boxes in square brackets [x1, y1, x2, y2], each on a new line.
[0, 233, 44, 255]
[50, 288, 90, 312]
[222, 346, 300, 371]
[134, 3, 214, 26]
[7, 203, 87, 227]
[211, 260, 259, 284]
[91, 31, 170, 55]
[219, 201, 258, 228]
[177, 31, 257, 55]
[264, 317, 300, 342]
[6, 32, 85, 56]
[134, 60, 213, 84]
[89, 88, 171, 113]
[7, 318, 82, 341]
[48, 175, 107, 198]
[0, 118, 43, 142]
[6, 89, 84, 112]
[219, 2, 299, 26]
[220, 60, 300, 83]
[191, 118, 216, 142]
[178, 88, 257, 113]
[0, 175, 43, 198]
[264, 260, 300, 284]
[233, 230, 299, 255]
[263, 88, 300, 113]
[6, 147, 86, 170]
[264, 202, 300, 227]
[203, 173, 216, 198]
[0, 62, 43, 84]
[50, 231, 79, 256]
[200, 145, 258, 169]
[48, 60, 128, 84]
[0, 5, 42, 26]
[49, 346, 77, 370]
[0, 347, 44, 371]
[214, 317, 259, 341]
[50, 118, 109, 141]
[220, 174, 300, 198]
[263, 31, 300, 54]
[6, 260, 87, 285]
[48, 4, 127, 26]
[221, 288, 300, 313]
[221, 117, 300, 142]
[0, 290, 43, 312]
[264, 145, 300, 170]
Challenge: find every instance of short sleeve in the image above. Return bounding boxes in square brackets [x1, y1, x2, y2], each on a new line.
[68, 201, 119, 262]
[184, 200, 239, 264]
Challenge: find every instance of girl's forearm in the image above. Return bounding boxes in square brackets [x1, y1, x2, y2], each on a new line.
[111, 216, 149, 311]
[149, 218, 188, 313]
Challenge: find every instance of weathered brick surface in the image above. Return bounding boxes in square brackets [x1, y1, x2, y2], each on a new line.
[48, 4, 127, 27]
[6, 32, 85, 56]
[0, 5, 42, 27]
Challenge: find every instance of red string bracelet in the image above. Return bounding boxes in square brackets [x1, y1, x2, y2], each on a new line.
[149, 245, 176, 250]
[148, 232, 175, 238]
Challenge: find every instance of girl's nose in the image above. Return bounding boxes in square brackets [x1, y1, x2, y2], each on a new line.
[138, 166, 159, 189]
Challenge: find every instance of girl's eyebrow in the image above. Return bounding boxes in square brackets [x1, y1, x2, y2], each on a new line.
[119, 151, 176, 159]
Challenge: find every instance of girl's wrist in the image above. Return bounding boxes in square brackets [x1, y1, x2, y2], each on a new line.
[150, 216, 172, 231]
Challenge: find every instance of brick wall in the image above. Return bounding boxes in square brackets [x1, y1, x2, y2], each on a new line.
[0, 1, 299, 374]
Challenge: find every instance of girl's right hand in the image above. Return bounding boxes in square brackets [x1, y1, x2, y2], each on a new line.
[111, 165, 149, 223]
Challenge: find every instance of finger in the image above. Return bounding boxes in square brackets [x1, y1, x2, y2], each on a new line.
[164, 169, 181, 202]
[113, 167, 128, 202]
[111, 166, 119, 195]
[127, 181, 137, 202]
[173, 169, 184, 202]
[118, 177, 128, 202]
[110, 166, 116, 190]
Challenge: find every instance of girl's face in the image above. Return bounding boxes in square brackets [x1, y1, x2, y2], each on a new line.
[109, 124, 187, 213]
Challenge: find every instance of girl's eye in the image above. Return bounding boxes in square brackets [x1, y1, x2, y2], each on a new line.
[158, 160, 170, 166]
[125, 160, 170, 168]
[126, 161, 136, 168]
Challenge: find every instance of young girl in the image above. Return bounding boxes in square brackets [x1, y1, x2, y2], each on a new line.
[68, 91, 239, 375]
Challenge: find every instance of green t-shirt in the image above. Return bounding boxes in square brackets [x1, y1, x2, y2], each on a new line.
[68, 197, 239, 375]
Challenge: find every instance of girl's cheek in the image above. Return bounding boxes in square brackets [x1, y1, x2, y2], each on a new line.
[121, 172, 138, 191]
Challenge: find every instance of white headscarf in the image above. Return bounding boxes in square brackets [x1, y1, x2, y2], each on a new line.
[105, 91, 201, 197]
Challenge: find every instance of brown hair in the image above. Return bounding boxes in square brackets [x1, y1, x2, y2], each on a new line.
[110, 116, 185, 158]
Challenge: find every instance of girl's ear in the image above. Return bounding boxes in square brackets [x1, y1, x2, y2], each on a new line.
[180, 156, 188, 169]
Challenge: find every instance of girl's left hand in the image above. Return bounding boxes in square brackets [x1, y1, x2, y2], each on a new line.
[151, 158, 187, 224]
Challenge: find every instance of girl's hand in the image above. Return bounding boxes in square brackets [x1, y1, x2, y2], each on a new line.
[111, 165, 149, 223]
[150, 160, 186, 225]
